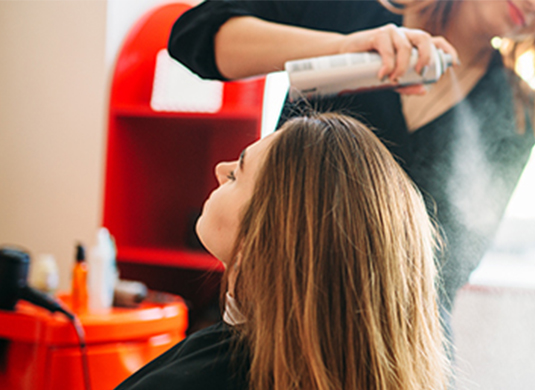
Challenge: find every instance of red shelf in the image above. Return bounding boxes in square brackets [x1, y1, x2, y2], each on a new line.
[102, 3, 264, 311]
[111, 104, 260, 120]
[118, 246, 224, 272]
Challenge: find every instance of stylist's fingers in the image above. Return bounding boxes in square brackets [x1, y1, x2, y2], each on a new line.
[374, 25, 425, 82]
[402, 28, 433, 74]
[432, 36, 460, 66]
[344, 24, 458, 81]
[373, 24, 397, 81]
[388, 27, 414, 82]
[396, 84, 428, 95]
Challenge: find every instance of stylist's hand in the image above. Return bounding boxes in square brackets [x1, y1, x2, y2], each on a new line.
[339, 24, 459, 95]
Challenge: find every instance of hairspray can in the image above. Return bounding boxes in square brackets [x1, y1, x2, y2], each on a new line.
[284, 45, 453, 101]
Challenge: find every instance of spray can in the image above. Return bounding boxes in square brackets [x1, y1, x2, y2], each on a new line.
[284, 45, 453, 101]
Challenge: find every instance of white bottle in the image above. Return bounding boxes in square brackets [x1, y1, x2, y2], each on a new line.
[88, 227, 117, 313]
[285, 45, 453, 101]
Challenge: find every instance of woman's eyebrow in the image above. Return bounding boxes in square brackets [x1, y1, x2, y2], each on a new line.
[239, 148, 246, 171]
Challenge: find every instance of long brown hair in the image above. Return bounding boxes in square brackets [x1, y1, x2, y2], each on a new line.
[225, 113, 449, 390]
[380, 0, 535, 133]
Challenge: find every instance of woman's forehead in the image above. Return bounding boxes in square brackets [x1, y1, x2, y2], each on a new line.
[242, 131, 281, 171]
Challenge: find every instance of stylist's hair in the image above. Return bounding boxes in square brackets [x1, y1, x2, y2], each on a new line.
[226, 113, 450, 390]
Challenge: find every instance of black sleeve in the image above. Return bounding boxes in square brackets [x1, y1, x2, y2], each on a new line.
[168, 0, 305, 81]
[167, 0, 399, 80]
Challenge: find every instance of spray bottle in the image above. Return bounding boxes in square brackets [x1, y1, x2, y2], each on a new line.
[88, 228, 117, 314]
[71, 244, 88, 314]
[285, 45, 453, 101]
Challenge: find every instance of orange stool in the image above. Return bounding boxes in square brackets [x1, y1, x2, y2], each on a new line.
[0, 293, 188, 390]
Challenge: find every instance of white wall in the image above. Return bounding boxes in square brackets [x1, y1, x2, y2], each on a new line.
[0, 0, 107, 291]
[106, 0, 201, 67]
[453, 286, 535, 390]
[0, 0, 200, 291]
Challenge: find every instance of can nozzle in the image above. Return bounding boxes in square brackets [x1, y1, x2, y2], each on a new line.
[438, 49, 454, 74]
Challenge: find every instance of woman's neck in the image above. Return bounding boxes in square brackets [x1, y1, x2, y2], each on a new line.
[400, 5, 496, 132]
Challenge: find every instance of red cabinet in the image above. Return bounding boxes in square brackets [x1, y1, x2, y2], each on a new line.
[104, 3, 265, 325]
[0, 295, 188, 390]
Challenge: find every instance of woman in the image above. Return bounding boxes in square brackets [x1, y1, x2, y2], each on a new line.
[168, 0, 535, 321]
[115, 113, 449, 390]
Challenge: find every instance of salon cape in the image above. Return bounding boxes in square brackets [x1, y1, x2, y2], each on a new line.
[114, 293, 249, 390]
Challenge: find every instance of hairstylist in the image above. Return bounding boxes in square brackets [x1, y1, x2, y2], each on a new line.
[168, 1, 535, 336]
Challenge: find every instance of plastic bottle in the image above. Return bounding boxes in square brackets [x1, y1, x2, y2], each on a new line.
[88, 228, 117, 313]
[29, 253, 59, 295]
[285, 45, 453, 101]
[71, 244, 88, 314]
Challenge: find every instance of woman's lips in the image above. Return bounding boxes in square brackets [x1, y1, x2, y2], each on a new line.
[508, 0, 527, 27]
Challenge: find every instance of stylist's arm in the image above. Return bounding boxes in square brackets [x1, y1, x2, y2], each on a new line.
[214, 16, 458, 92]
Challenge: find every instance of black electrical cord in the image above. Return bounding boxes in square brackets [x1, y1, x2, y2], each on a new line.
[56, 302, 92, 390]
[70, 315, 92, 390]
[18, 286, 92, 389]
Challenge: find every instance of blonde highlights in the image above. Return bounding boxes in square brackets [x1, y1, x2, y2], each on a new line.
[226, 113, 449, 390]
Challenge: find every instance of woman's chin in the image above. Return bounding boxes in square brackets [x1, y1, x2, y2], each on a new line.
[195, 222, 226, 265]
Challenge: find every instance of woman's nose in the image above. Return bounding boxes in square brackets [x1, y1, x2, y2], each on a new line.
[215, 161, 236, 185]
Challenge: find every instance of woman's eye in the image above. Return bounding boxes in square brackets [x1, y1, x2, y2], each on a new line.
[227, 171, 236, 181]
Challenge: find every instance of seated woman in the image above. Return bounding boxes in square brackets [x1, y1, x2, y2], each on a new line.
[115, 112, 450, 390]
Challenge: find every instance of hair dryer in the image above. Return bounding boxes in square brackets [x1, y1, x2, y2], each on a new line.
[0, 246, 73, 319]
[0, 247, 92, 389]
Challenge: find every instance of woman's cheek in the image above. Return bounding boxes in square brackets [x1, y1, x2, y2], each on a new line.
[195, 187, 241, 263]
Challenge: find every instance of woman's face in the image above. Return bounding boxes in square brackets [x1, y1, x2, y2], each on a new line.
[196, 132, 279, 265]
[462, 0, 535, 39]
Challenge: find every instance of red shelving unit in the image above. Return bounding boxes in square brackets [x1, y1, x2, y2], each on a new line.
[103, 3, 265, 318]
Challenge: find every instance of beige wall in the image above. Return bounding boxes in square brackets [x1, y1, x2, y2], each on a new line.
[0, 1, 107, 290]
